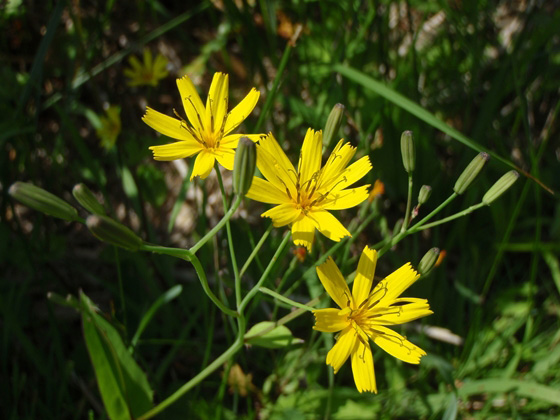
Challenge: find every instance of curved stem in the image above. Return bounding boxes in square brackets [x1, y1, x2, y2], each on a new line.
[239, 223, 273, 278]
[401, 174, 414, 232]
[410, 202, 486, 232]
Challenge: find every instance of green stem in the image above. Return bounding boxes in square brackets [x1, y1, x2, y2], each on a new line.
[240, 232, 291, 313]
[190, 194, 243, 254]
[140, 244, 238, 319]
[215, 164, 241, 307]
[410, 202, 487, 232]
[401, 174, 414, 232]
[412, 192, 458, 229]
[239, 223, 273, 278]
[114, 247, 127, 333]
[259, 287, 315, 311]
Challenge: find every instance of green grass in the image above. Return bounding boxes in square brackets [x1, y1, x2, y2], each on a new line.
[2, 1, 560, 418]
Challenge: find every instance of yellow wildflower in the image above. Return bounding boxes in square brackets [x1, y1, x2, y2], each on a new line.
[143, 72, 261, 180]
[368, 179, 385, 202]
[96, 105, 121, 150]
[246, 129, 371, 251]
[124, 49, 168, 87]
[313, 246, 432, 393]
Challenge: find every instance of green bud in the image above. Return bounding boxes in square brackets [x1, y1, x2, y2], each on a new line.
[86, 215, 142, 251]
[453, 152, 489, 194]
[400, 130, 415, 173]
[418, 247, 440, 275]
[418, 185, 432, 205]
[233, 137, 257, 196]
[72, 183, 106, 215]
[482, 170, 519, 205]
[9, 181, 80, 222]
[323, 103, 345, 150]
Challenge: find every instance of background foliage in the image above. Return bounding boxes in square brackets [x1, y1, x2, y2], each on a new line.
[2, 0, 560, 418]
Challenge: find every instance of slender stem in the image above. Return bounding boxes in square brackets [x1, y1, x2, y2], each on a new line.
[113, 247, 127, 333]
[215, 164, 241, 307]
[239, 223, 273, 278]
[240, 232, 291, 313]
[140, 244, 238, 318]
[412, 192, 458, 229]
[410, 202, 487, 232]
[259, 287, 315, 311]
[190, 194, 243, 254]
[401, 174, 414, 232]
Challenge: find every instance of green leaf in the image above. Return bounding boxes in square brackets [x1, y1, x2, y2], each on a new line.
[458, 379, 560, 406]
[245, 321, 300, 349]
[80, 292, 153, 419]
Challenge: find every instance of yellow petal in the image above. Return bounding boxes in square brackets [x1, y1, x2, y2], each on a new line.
[220, 133, 264, 148]
[310, 210, 350, 242]
[374, 299, 433, 325]
[292, 216, 316, 251]
[351, 339, 377, 393]
[352, 246, 378, 306]
[374, 263, 420, 305]
[176, 76, 205, 133]
[246, 177, 289, 204]
[330, 155, 372, 192]
[256, 134, 297, 198]
[372, 325, 426, 364]
[326, 326, 357, 374]
[215, 148, 235, 170]
[262, 203, 301, 227]
[312, 308, 350, 333]
[149, 141, 203, 161]
[223, 88, 260, 135]
[322, 185, 370, 210]
[319, 140, 356, 187]
[316, 257, 353, 309]
[206, 72, 228, 133]
[191, 150, 215, 180]
[142, 107, 197, 141]
[298, 128, 322, 186]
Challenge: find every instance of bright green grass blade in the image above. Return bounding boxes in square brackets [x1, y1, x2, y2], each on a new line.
[80, 292, 153, 419]
[458, 379, 560, 406]
[130, 285, 183, 350]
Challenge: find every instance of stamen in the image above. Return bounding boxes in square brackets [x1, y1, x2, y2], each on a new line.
[184, 96, 205, 130]
[174, 109, 205, 146]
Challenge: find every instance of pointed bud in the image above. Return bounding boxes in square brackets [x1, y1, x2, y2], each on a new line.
[9, 182, 80, 222]
[73, 183, 106, 215]
[323, 103, 345, 150]
[482, 171, 519, 205]
[86, 215, 142, 251]
[400, 130, 415, 173]
[418, 247, 440, 275]
[453, 152, 489, 194]
[418, 185, 432, 205]
[233, 137, 257, 196]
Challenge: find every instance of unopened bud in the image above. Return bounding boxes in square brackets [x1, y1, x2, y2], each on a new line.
[453, 152, 489, 194]
[233, 137, 257, 196]
[482, 171, 519, 205]
[9, 182, 79, 222]
[73, 183, 105, 215]
[86, 215, 142, 251]
[418, 185, 432, 205]
[418, 247, 440, 275]
[323, 103, 345, 150]
[400, 130, 415, 173]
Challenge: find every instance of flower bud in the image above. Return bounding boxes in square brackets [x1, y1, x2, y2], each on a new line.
[417, 185, 432, 205]
[453, 152, 489, 194]
[482, 171, 519, 205]
[72, 183, 106, 215]
[418, 247, 440, 275]
[233, 137, 257, 196]
[86, 215, 142, 251]
[323, 103, 345, 150]
[9, 181, 80, 222]
[400, 130, 415, 173]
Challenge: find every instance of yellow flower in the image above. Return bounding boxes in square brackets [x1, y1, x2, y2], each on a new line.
[124, 49, 168, 87]
[96, 105, 121, 150]
[313, 246, 433, 393]
[143, 72, 261, 180]
[246, 129, 371, 251]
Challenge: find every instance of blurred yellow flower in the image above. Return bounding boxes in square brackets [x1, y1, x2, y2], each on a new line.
[96, 105, 121, 150]
[313, 246, 432, 393]
[124, 49, 168, 87]
[246, 129, 371, 251]
[143, 72, 261, 180]
[368, 179, 385, 202]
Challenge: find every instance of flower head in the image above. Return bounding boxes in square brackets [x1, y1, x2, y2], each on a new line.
[143, 72, 260, 180]
[246, 129, 371, 250]
[96, 105, 121, 150]
[124, 49, 168, 87]
[313, 246, 432, 393]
